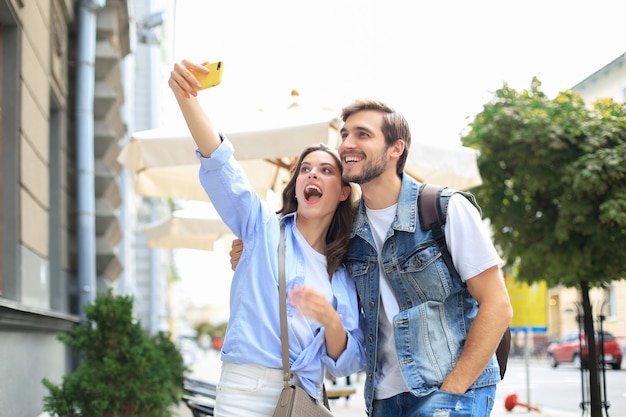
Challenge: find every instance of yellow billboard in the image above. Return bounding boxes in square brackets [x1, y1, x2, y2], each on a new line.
[504, 268, 547, 332]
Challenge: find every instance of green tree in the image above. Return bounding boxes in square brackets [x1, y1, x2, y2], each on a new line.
[42, 291, 187, 417]
[463, 78, 626, 417]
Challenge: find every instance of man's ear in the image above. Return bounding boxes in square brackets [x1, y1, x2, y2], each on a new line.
[391, 139, 406, 158]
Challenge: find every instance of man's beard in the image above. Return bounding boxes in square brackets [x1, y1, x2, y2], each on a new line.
[343, 148, 389, 185]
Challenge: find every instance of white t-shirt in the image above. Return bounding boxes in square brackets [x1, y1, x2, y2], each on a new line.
[366, 193, 503, 399]
[290, 226, 334, 347]
[365, 203, 408, 399]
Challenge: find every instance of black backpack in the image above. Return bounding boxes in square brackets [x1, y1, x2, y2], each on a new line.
[418, 183, 511, 379]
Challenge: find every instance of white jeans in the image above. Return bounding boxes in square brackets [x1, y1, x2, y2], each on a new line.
[214, 362, 285, 417]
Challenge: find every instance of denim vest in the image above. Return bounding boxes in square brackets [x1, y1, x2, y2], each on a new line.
[345, 174, 501, 414]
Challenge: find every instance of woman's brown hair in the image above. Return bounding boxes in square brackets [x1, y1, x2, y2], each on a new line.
[277, 144, 356, 278]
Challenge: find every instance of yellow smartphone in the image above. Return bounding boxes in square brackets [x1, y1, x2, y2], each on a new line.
[194, 61, 224, 90]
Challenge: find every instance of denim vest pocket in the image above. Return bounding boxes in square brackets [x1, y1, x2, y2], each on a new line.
[395, 244, 453, 303]
[394, 303, 460, 393]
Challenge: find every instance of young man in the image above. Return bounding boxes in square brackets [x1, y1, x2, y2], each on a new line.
[231, 99, 512, 416]
[337, 99, 512, 416]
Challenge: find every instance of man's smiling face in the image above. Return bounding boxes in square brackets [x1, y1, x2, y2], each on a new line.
[338, 110, 389, 185]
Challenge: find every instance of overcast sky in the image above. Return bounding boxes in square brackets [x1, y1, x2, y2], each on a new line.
[164, 0, 626, 147]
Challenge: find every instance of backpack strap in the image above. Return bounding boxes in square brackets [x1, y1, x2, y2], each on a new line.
[418, 183, 460, 279]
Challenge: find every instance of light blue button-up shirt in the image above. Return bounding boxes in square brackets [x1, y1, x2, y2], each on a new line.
[196, 138, 365, 400]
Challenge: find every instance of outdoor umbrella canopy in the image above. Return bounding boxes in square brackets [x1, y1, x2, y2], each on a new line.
[405, 141, 482, 191]
[143, 208, 236, 252]
[117, 107, 340, 202]
[118, 123, 482, 202]
[119, 105, 482, 251]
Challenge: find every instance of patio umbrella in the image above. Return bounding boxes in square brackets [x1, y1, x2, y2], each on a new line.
[405, 141, 482, 191]
[136, 141, 482, 251]
[143, 208, 236, 252]
[120, 102, 482, 251]
[118, 125, 482, 202]
[117, 106, 340, 202]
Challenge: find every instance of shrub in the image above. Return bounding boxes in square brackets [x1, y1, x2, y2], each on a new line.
[42, 291, 187, 417]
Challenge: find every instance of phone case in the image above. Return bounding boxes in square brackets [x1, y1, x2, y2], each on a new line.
[194, 61, 223, 90]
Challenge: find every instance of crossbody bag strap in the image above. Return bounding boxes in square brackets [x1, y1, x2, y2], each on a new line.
[278, 224, 291, 386]
[277, 223, 330, 408]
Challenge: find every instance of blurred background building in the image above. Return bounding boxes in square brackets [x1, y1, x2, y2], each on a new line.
[0, 1, 179, 415]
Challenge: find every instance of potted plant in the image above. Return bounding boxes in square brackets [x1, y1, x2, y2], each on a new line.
[42, 290, 187, 417]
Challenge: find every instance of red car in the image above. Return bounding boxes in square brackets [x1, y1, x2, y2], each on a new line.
[547, 331, 623, 370]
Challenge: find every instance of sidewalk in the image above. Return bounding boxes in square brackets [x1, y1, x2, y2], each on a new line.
[174, 348, 578, 417]
[328, 377, 580, 417]
[491, 402, 578, 417]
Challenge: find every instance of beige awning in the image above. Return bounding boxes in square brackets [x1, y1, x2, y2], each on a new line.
[143, 209, 236, 252]
[118, 106, 482, 204]
[405, 142, 482, 191]
[117, 107, 340, 201]
[123, 106, 483, 251]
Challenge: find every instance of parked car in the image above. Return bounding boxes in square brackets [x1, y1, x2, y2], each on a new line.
[547, 331, 622, 370]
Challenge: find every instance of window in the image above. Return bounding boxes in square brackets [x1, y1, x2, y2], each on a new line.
[606, 286, 617, 320]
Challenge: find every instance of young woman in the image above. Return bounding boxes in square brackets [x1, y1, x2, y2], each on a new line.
[168, 60, 365, 417]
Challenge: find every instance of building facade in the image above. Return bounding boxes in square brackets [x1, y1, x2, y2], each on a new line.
[0, 1, 133, 415]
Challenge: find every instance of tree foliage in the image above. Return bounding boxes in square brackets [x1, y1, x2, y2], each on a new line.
[42, 291, 187, 417]
[463, 78, 626, 288]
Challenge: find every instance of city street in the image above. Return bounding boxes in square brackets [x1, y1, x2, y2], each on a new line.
[175, 349, 626, 417]
[496, 357, 626, 416]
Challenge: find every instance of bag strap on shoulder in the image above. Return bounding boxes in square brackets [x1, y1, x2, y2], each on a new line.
[418, 183, 460, 279]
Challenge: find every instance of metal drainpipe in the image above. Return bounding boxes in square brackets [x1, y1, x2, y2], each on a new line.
[76, 0, 106, 320]
[148, 16, 161, 336]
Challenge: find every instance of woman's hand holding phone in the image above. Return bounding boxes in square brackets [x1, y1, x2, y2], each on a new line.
[193, 61, 224, 90]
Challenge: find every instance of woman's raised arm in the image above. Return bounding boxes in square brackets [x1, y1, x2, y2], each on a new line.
[168, 59, 221, 158]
